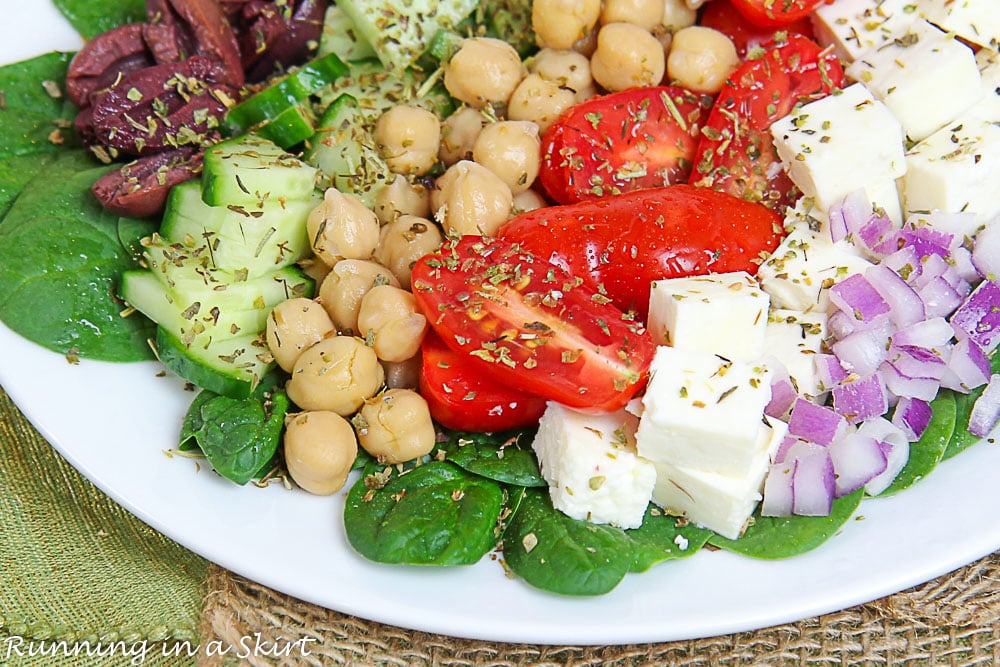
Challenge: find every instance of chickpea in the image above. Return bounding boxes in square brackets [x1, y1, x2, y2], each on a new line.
[513, 188, 548, 214]
[306, 188, 380, 267]
[356, 284, 428, 363]
[286, 335, 385, 415]
[530, 48, 596, 102]
[265, 297, 336, 372]
[319, 259, 400, 335]
[374, 105, 441, 176]
[601, 0, 665, 31]
[439, 106, 486, 166]
[373, 174, 431, 224]
[444, 38, 525, 109]
[667, 26, 740, 94]
[661, 0, 698, 31]
[532, 0, 601, 50]
[431, 160, 513, 237]
[590, 23, 666, 92]
[472, 121, 541, 195]
[506, 73, 576, 134]
[373, 214, 444, 285]
[381, 353, 421, 390]
[283, 411, 357, 495]
[355, 389, 436, 464]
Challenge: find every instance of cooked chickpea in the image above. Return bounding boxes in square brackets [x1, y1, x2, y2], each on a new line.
[373, 214, 444, 285]
[601, 0, 665, 31]
[513, 188, 548, 213]
[531, 48, 596, 102]
[318, 259, 400, 334]
[356, 284, 428, 363]
[286, 335, 385, 415]
[532, 0, 601, 50]
[444, 38, 525, 109]
[439, 106, 486, 166]
[283, 411, 357, 495]
[667, 26, 740, 94]
[472, 121, 541, 195]
[306, 188, 380, 267]
[373, 174, 431, 224]
[381, 353, 421, 390]
[355, 389, 436, 464]
[662, 0, 698, 31]
[506, 73, 576, 133]
[590, 23, 666, 92]
[265, 298, 336, 372]
[431, 160, 513, 237]
[374, 105, 441, 176]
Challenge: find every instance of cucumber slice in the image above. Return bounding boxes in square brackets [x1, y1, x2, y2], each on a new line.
[156, 326, 270, 399]
[254, 103, 317, 149]
[318, 4, 377, 63]
[201, 134, 318, 206]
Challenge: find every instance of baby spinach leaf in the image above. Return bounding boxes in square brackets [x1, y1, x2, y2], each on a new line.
[179, 378, 288, 485]
[880, 392, 956, 496]
[707, 489, 863, 559]
[0, 52, 79, 159]
[54, 0, 147, 40]
[344, 461, 504, 566]
[437, 428, 545, 487]
[0, 154, 57, 220]
[502, 489, 631, 596]
[0, 152, 156, 361]
[625, 507, 713, 573]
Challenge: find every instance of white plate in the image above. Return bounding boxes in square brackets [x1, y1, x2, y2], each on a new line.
[2, 2, 1000, 646]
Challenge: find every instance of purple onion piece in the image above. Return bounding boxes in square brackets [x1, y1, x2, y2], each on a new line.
[761, 460, 796, 517]
[940, 337, 991, 393]
[815, 353, 849, 392]
[766, 376, 798, 419]
[832, 373, 888, 424]
[972, 223, 1000, 281]
[901, 225, 954, 260]
[828, 433, 888, 497]
[919, 277, 966, 319]
[864, 437, 910, 496]
[891, 397, 933, 441]
[878, 360, 940, 401]
[787, 398, 847, 446]
[857, 214, 900, 258]
[788, 442, 836, 516]
[891, 317, 955, 348]
[887, 343, 948, 381]
[832, 325, 891, 376]
[829, 273, 892, 324]
[968, 374, 1000, 438]
[950, 280, 1000, 353]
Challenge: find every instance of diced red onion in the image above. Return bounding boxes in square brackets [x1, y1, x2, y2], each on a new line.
[891, 397, 933, 441]
[767, 374, 798, 419]
[815, 353, 849, 391]
[900, 225, 953, 260]
[857, 214, 899, 258]
[878, 360, 940, 401]
[828, 189, 872, 244]
[951, 246, 980, 285]
[919, 276, 967, 319]
[968, 373, 1000, 438]
[910, 253, 964, 290]
[882, 246, 920, 278]
[787, 398, 847, 446]
[761, 460, 796, 517]
[891, 317, 955, 348]
[972, 222, 1000, 281]
[828, 273, 891, 324]
[828, 309, 859, 339]
[787, 441, 836, 516]
[828, 433, 887, 496]
[940, 337, 991, 393]
[865, 263, 925, 328]
[950, 280, 1000, 353]
[832, 373, 888, 424]
[887, 343, 948, 381]
[856, 417, 910, 495]
[832, 325, 891, 376]
[772, 434, 799, 464]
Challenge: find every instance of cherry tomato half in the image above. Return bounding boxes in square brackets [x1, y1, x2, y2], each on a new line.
[729, 0, 827, 28]
[689, 35, 844, 212]
[699, 0, 815, 58]
[419, 330, 548, 432]
[539, 86, 713, 205]
[499, 184, 784, 318]
[411, 236, 654, 413]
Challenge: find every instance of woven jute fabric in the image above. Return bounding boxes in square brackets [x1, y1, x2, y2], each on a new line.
[0, 387, 208, 666]
[198, 554, 1000, 666]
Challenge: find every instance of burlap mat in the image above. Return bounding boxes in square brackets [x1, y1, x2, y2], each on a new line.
[198, 553, 1000, 666]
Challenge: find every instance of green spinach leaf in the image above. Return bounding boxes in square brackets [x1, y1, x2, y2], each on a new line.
[54, 0, 147, 40]
[625, 507, 713, 573]
[880, 392, 956, 495]
[707, 489, 863, 559]
[437, 429, 545, 487]
[0, 152, 156, 361]
[0, 154, 57, 219]
[502, 488, 632, 595]
[0, 52, 79, 159]
[344, 461, 505, 566]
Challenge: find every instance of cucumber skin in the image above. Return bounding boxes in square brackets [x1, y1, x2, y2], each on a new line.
[156, 327, 268, 399]
[201, 134, 319, 206]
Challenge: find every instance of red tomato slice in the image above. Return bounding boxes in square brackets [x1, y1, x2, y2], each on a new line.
[689, 34, 844, 212]
[699, 0, 815, 57]
[499, 184, 784, 318]
[411, 236, 654, 413]
[419, 330, 548, 432]
[729, 0, 827, 28]
[539, 86, 713, 205]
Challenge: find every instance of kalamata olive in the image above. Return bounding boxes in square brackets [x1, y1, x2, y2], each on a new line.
[91, 147, 203, 217]
[236, 0, 328, 82]
[147, 0, 245, 87]
[66, 24, 155, 109]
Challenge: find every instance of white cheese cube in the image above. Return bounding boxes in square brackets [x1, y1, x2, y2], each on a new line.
[635, 346, 772, 476]
[921, 0, 1000, 51]
[765, 308, 829, 401]
[770, 84, 906, 213]
[757, 220, 875, 311]
[531, 402, 655, 530]
[974, 48, 1000, 119]
[810, 0, 922, 61]
[846, 20, 982, 142]
[650, 417, 788, 539]
[646, 271, 770, 362]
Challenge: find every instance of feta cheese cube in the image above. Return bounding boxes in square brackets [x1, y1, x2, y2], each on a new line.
[846, 20, 983, 142]
[757, 219, 875, 311]
[810, 0, 922, 61]
[765, 308, 829, 401]
[646, 271, 770, 362]
[770, 84, 907, 213]
[635, 346, 772, 476]
[921, 0, 1000, 51]
[650, 417, 788, 539]
[531, 402, 655, 530]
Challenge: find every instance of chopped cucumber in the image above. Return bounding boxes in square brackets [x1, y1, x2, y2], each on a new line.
[201, 134, 319, 206]
[155, 327, 271, 399]
[254, 104, 317, 149]
[318, 4, 377, 63]
[334, 0, 479, 70]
